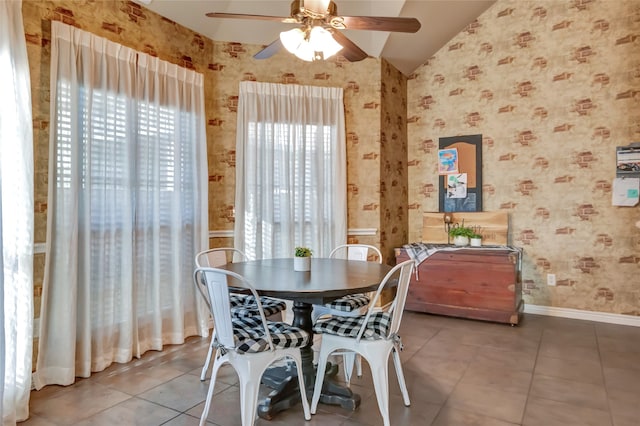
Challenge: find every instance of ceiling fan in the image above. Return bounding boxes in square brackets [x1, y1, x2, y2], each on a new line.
[206, 0, 421, 62]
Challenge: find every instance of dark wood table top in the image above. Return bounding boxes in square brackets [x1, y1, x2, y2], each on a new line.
[216, 257, 393, 305]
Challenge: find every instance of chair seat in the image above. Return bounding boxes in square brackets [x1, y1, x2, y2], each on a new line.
[325, 293, 370, 312]
[312, 311, 391, 340]
[229, 294, 287, 318]
[230, 317, 310, 354]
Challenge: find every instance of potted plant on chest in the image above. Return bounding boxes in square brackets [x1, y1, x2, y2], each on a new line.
[470, 232, 482, 247]
[448, 224, 475, 247]
[294, 246, 312, 271]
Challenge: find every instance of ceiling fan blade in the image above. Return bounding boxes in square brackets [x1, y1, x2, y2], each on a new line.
[331, 31, 368, 62]
[206, 12, 296, 24]
[339, 16, 421, 33]
[254, 39, 283, 60]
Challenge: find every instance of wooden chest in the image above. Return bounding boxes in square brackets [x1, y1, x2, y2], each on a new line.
[395, 247, 523, 325]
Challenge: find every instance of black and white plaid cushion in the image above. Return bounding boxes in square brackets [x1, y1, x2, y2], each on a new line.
[325, 293, 370, 312]
[226, 317, 310, 354]
[312, 311, 391, 340]
[229, 294, 286, 318]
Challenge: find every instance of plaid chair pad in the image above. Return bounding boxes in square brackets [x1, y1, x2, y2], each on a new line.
[227, 317, 310, 354]
[325, 293, 370, 312]
[312, 311, 391, 340]
[229, 294, 286, 318]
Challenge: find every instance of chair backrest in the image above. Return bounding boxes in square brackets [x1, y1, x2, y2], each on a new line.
[193, 267, 273, 351]
[329, 244, 382, 264]
[195, 247, 247, 268]
[356, 259, 415, 341]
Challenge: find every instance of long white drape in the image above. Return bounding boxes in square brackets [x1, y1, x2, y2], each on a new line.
[0, 0, 34, 423]
[33, 22, 209, 389]
[234, 81, 346, 259]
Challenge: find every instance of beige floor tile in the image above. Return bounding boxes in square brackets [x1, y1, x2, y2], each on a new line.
[533, 355, 604, 385]
[607, 386, 640, 426]
[603, 366, 640, 393]
[96, 363, 186, 395]
[161, 413, 202, 425]
[457, 364, 532, 395]
[529, 375, 609, 411]
[426, 327, 499, 348]
[73, 397, 180, 426]
[444, 382, 528, 424]
[540, 328, 598, 349]
[417, 337, 480, 362]
[538, 340, 601, 363]
[15, 414, 57, 426]
[347, 390, 440, 426]
[471, 345, 537, 373]
[138, 374, 210, 412]
[403, 352, 472, 383]
[600, 349, 640, 371]
[595, 322, 640, 341]
[597, 335, 640, 353]
[187, 385, 243, 426]
[29, 380, 131, 425]
[432, 406, 520, 426]
[522, 396, 612, 426]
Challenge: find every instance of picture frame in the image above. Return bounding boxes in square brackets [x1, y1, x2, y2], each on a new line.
[438, 134, 483, 212]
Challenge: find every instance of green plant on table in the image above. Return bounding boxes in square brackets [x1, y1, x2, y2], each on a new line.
[448, 225, 475, 238]
[294, 246, 312, 257]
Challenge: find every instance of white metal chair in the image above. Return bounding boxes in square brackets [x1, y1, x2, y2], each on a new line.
[310, 259, 415, 426]
[312, 244, 382, 382]
[195, 248, 286, 380]
[312, 244, 383, 322]
[193, 267, 311, 426]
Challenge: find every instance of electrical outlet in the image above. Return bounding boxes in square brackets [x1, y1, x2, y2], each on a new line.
[547, 273, 556, 286]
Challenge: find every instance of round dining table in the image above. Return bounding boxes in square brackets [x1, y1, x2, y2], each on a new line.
[215, 257, 393, 420]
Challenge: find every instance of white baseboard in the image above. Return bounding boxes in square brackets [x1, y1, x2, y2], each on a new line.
[524, 304, 640, 327]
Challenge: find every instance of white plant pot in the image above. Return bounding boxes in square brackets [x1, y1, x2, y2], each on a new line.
[293, 256, 311, 272]
[470, 237, 482, 247]
[453, 236, 469, 246]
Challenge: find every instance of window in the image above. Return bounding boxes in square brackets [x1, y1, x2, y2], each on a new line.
[235, 81, 346, 259]
[35, 22, 208, 388]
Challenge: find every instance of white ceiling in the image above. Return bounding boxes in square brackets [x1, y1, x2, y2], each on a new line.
[137, 0, 496, 76]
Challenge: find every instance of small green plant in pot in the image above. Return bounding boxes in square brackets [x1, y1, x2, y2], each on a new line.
[294, 246, 312, 271]
[294, 247, 312, 257]
[469, 231, 483, 247]
[448, 223, 475, 246]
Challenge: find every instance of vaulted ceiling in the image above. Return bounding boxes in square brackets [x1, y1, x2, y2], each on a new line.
[137, 0, 496, 76]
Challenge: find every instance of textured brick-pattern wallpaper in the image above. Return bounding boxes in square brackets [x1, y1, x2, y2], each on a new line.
[22, 0, 403, 329]
[407, 0, 640, 315]
[380, 59, 409, 259]
[207, 38, 390, 256]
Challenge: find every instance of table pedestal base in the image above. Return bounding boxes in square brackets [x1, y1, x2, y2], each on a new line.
[257, 302, 361, 420]
[258, 360, 361, 420]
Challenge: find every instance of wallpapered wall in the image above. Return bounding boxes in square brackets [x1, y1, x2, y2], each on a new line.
[408, 0, 640, 315]
[23, 0, 638, 326]
[22, 0, 407, 325]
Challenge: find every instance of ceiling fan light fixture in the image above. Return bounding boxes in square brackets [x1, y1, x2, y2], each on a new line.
[302, 0, 330, 14]
[280, 26, 342, 62]
[280, 28, 305, 52]
[309, 26, 342, 58]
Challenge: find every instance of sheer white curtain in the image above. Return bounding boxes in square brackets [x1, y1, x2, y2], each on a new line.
[0, 0, 34, 423]
[33, 22, 209, 389]
[234, 81, 346, 259]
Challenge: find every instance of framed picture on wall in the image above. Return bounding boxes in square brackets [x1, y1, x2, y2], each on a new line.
[438, 134, 482, 212]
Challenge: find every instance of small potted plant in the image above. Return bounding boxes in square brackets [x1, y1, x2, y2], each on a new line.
[470, 232, 482, 247]
[448, 223, 475, 246]
[294, 246, 312, 271]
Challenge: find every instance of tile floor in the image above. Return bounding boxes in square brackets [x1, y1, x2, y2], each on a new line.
[22, 312, 640, 426]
